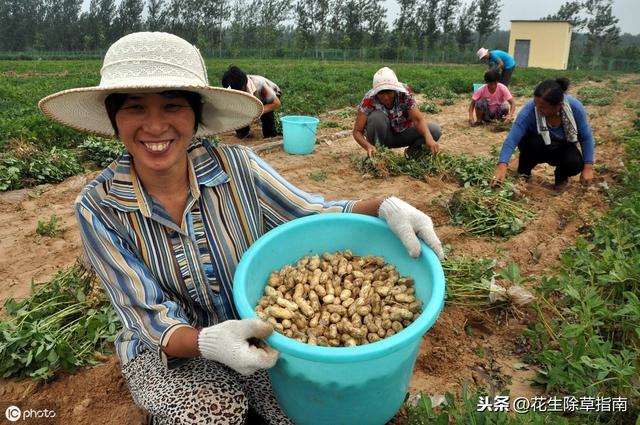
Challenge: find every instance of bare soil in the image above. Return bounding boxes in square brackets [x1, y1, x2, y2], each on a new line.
[1, 76, 637, 424]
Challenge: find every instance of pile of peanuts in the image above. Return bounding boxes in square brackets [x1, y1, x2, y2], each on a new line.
[254, 250, 422, 347]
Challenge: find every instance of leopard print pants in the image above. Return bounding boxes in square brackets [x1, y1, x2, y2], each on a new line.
[121, 350, 294, 425]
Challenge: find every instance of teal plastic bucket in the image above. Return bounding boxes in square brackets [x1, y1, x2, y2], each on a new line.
[234, 213, 445, 425]
[281, 115, 319, 155]
[473, 83, 484, 92]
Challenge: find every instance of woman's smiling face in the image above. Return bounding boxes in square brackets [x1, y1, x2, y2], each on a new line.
[115, 92, 196, 175]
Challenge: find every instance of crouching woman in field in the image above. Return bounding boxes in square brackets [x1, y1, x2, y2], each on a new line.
[491, 77, 595, 190]
[468, 69, 516, 126]
[38, 32, 444, 424]
[353, 67, 442, 160]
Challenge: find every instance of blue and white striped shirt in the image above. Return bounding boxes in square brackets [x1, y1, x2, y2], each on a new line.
[75, 139, 354, 368]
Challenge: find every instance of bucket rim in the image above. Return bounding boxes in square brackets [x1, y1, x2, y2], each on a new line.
[233, 213, 445, 364]
[280, 115, 320, 124]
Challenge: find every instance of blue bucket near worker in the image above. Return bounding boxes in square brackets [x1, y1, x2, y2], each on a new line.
[233, 213, 445, 425]
[280, 115, 319, 155]
[473, 83, 484, 92]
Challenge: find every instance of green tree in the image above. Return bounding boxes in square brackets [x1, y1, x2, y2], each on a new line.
[200, 0, 231, 56]
[583, 0, 620, 57]
[112, 0, 144, 40]
[475, 0, 501, 45]
[417, 0, 440, 51]
[439, 0, 460, 47]
[393, 0, 420, 52]
[145, 0, 166, 31]
[456, 1, 476, 50]
[544, 0, 586, 31]
[294, 0, 330, 55]
[0, 0, 46, 50]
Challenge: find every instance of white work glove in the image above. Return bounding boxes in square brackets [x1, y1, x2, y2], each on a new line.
[198, 318, 279, 376]
[378, 196, 445, 261]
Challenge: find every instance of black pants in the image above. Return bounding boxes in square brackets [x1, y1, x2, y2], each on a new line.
[365, 110, 442, 150]
[236, 110, 278, 139]
[517, 134, 584, 184]
[499, 67, 515, 86]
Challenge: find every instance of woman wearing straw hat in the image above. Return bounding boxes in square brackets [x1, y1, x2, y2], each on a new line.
[352, 67, 442, 160]
[39, 32, 445, 424]
[476, 47, 516, 87]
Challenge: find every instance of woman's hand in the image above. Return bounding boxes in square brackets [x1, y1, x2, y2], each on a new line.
[580, 164, 594, 185]
[366, 144, 376, 158]
[198, 318, 278, 376]
[378, 197, 444, 260]
[426, 140, 440, 155]
[491, 163, 508, 187]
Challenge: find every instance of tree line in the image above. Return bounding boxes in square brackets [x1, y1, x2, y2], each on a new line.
[0, 0, 631, 65]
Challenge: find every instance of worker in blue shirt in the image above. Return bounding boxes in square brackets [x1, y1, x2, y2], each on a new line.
[477, 47, 516, 86]
[491, 78, 595, 191]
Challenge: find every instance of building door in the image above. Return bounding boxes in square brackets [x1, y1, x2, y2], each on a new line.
[514, 39, 530, 67]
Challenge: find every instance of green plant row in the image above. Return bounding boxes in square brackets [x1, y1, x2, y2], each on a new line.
[521, 128, 640, 423]
[0, 263, 119, 380]
[0, 146, 83, 191]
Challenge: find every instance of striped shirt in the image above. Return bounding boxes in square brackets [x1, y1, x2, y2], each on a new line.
[75, 140, 355, 368]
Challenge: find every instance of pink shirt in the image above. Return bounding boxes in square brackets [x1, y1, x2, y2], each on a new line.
[472, 83, 513, 113]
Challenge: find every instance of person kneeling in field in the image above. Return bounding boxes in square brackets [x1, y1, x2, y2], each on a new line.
[352, 66, 442, 160]
[468, 69, 516, 126]
[491, 77, 595, 190]
[39, 32, 445, 425]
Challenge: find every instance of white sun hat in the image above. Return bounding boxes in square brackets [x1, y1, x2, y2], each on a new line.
[38, 32, 263, 137]
[371, 67, 407, 95]
[476, 47, 489, 60]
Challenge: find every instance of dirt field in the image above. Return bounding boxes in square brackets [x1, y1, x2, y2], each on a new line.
[0, 76, 637, 424]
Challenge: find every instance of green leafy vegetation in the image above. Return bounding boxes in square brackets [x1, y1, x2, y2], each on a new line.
[78, 136, 124, 168]
[446, 185, 534, 237]
[36, 214, 63, 237]
[0, 263, 119, 380]
[576, 85, 617, 106]
[521, 128, 640, 423]
[353, 145, 495, 187]
[443, 256, 497, 308]
[0, 146, 83, 191]
[309, 169, 328, 182]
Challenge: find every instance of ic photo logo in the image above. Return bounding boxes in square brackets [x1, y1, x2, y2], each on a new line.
[5, 405, 21, 422]
[4, 404, 57, 422]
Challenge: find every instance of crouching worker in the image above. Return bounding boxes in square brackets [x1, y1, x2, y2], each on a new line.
[39, 32, 445, 425]
[222, 65, 282, 139]
[468, 69, 516, 126]
[353, 67, 442, 160]
[492, 78, 595, 190]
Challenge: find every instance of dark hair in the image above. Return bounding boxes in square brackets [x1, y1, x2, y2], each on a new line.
[533, 77, 570, 106]
[104, 90, 203, 135]
[221, 65, 248, 91]
[484, 69, 500, 83]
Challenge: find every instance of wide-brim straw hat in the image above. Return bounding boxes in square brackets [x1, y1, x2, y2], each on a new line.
[476, 47, 489, 60]
[39, 32, 263, 138]
[371, 67, 407, 96]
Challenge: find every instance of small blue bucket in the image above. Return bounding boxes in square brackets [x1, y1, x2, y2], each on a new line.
[473, 83, 484, 92]
[281, 115, 319, 155]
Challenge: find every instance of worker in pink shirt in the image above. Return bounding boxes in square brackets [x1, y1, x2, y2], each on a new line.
[468, 69, 516, 126]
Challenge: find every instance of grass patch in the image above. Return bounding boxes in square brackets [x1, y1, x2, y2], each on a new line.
[576, 86, 617, 106]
